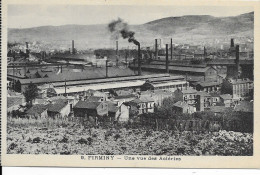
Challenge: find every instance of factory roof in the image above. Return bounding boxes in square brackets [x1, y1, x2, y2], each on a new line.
[175, 88, 198, 94]
[140, 64, 216, 73]
[146, 76, 185, 83]
[19, 73, 170, 86]
[195, 81, 222, 87]
[53, 80, 145, 94]
[150, 81, 187, 88]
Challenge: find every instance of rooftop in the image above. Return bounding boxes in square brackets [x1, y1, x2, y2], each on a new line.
[114, 94, 136, 100]
[74, 101, 101, 109]
[210, 106, 230, 113]
[196, 81, 221, 87]
[26, 104, 47, 115]
[173, 101, 190, 108]
[86, 96, 103, 102]
[219, 94, 233, 100]
[196, 91, 211, 97]
[46, 99, 68, 113]
[105, 101, 119, 113]
[7, 97, 23, 108]
[176, 88, 198, 94]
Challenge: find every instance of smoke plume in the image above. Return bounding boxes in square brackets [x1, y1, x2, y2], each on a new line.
[108, 18, 140, 46]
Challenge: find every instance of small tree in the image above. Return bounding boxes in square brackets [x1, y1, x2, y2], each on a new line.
[158, 97, 177, 119]
[24, 82, 39, 106]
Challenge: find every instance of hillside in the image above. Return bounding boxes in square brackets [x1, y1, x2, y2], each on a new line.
[8, 12, 254, 49]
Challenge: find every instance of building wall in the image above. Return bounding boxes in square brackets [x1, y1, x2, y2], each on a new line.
[97, 103, 108, 116]
[196, 95, 211, 112]
[116, 104, 129, 122]
[59, 103, 71, 117]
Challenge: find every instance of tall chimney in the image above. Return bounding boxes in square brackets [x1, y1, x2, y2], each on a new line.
[25, 42, 29, 55]
[235, 45, 240, 79]
[138, 44, 142, 76]
[106, 60, 108, 78]
[116, 40, 118, 56]
[170, 38, 173, 60]
[155, 39, 158, 60]
[231, 38, 234, 48]
[204, 46, 207, 59]
[72, 40, 75, 54]
[166, 44, 169, 73]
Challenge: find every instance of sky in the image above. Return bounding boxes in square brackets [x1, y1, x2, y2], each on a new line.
[8, 5, 253, 28]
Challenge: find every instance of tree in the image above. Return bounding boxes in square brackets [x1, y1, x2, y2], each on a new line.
[24, 82, 39, 106]
[158, 97, 178, 119]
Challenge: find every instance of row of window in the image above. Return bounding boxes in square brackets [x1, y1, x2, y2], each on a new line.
[155, 84, 187, 90]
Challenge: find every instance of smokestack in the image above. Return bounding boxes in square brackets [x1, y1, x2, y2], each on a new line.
[125, 49, 128, 67]
[235, 45, 240, 79]
[231, 38, 234, 48]
[155, 39, 158, 60]
[204, 46, 207, 59]
[170, 38, 173, 60]
[106, 60, 108, 78]
[25, 42, 29, 55]
[72, 40, 75, 54]
[138, 44, 142, 76]
[166, 44, 169, 73]
[116, 40, 118, 56]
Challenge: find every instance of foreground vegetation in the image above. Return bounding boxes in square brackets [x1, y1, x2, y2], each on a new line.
[7, 119, 253, 156]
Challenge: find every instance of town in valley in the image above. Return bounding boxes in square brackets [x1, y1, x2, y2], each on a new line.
[7, 8, 254, 156]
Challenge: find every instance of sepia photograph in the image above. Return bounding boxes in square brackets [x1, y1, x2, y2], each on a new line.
[1, 0, 260, 168]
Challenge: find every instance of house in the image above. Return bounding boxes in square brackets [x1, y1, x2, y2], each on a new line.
[73, 101, 108, 118]
[209, 92, 221, 106]
[174, 88, 198, 108]
[85, 96, 105, 102]
[219, 94, 233, 107]
[7, 96, 26, 113]
[210, 106, 231, 116]
[26, 104, 48, 119]
[84, 89, 109, 101]
[221, 78, 253, 100]
[106, 101, 130, 122]
[113, 94, 137, 104]
[196, 91, 212, 111]
[126, 96, 155, 115]
[172, 101, 196, 114]
[140, 90, 174, 108]
[46, 99, 71, 119]
[195, 81, 221, 93]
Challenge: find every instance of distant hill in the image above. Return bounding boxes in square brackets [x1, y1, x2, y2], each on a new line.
[8, 12, 254, 49]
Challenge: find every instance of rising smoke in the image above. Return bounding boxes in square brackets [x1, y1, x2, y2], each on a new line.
[108, 18, 140, 46]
